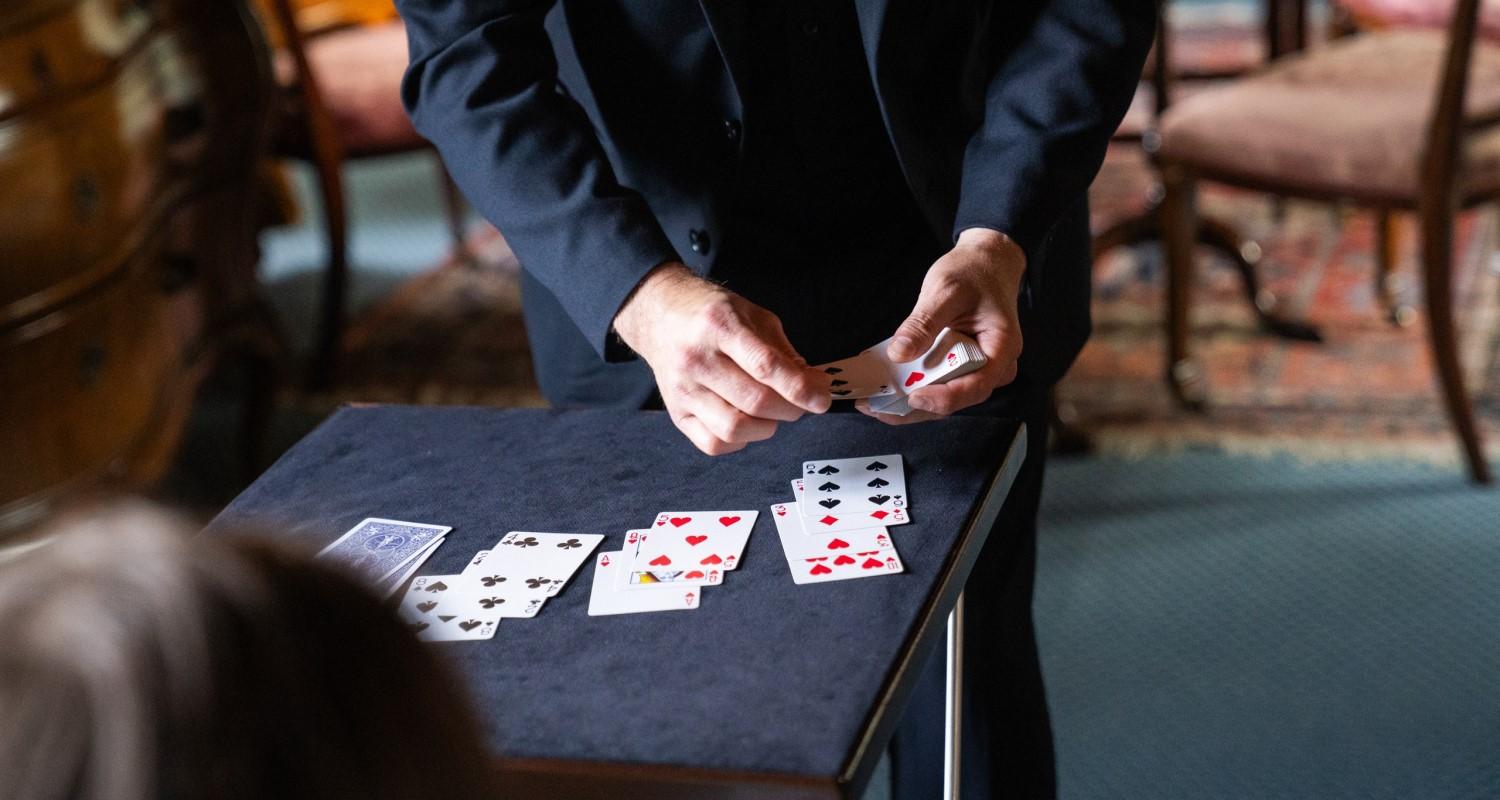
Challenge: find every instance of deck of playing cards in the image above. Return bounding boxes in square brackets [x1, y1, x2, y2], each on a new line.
[588, 510, 759, 615]
[813, 327, 987, 416]
[396, 531, 603, 641]
[316, 517, 452, 598]
[772, 455, 910, 585]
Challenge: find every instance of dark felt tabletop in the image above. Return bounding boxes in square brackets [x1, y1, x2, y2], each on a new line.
[207, 406, 1020, 784]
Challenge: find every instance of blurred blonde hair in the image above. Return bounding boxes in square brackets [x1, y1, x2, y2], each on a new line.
[0, 500, 494, 800]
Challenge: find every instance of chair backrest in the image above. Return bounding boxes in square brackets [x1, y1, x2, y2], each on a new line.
[1422, 0, 1483, 206]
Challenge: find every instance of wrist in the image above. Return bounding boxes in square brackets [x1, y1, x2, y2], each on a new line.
[613, 261, 698, 355]
[956, 227, 1025, 265]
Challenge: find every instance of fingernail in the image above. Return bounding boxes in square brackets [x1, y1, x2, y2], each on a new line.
[908, 396, 929, 412]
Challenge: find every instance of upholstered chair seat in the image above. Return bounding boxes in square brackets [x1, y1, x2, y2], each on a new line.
[1159, 31, 1500, 203]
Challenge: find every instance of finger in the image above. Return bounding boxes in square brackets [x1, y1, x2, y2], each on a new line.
[720, 326, 831, 414]
[905, 364, 1009, 416]
[685, 387, 778, 445]
[887, 279, 970, 362]
[677, 413, 745, 455]
[698, 355, 806, 423]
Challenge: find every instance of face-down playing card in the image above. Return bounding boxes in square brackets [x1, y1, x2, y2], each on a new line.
[588, 551, 702, 615]
[316, 518, 451, 584]
[623, 511, 758, 578]
[398, 575, 503, 641]
[771, 505, 904, 584]
[799, 455, 909, 532]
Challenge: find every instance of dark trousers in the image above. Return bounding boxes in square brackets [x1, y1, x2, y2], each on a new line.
[890, 391, 1056, 800]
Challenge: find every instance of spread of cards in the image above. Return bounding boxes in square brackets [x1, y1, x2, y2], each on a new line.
[812, 326, 986, 415]
[771, 454, 908, 583]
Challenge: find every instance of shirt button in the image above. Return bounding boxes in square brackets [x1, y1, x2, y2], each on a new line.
[689, 229, 712, 255]
[723, 118, 741, 143]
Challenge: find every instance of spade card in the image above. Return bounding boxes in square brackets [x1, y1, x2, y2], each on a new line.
[616, 530, 721, 588]
[770, 502, 894, 552]
[588, 551, 702, 615]
[397, 575, 502, 641]
[624, 511, 758, 576]
[772, 507, 904, 584]
[799, 455, 909, 531]
[316, 518, 451, 584]
[811, 351, 898, 400]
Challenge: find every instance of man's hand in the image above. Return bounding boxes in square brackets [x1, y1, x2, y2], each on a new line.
[615, 263, 832, 455]
[858, 228, 1026, 425]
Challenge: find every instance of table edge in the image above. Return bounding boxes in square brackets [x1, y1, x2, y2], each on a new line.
[836, 423, 1029, 797]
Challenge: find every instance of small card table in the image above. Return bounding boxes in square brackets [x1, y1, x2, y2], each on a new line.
[208, 406, 1025, 799]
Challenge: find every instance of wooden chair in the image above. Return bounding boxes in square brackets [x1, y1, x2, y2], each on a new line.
[1156, 0, 1498, 482]
[259, 0, 469, 387]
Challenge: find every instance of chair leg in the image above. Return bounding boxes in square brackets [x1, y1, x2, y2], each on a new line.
[439, 167, 474, 268]
[1375, 211, 1416, 327]
[1159, 162, 1207, 410]
[310, 155, 349, 390]
[1419, 208, 1491, 483]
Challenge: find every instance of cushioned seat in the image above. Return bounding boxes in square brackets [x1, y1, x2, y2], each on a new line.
[1159, 31, 1500, 203]
[1338, 0, 1500, 41]
[275, 20, 424, 155]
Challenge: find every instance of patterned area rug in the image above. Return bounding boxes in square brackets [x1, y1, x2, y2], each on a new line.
[1072, 144, 1500, 468]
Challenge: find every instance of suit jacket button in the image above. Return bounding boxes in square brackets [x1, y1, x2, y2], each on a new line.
[689, 229, 711, 255]
[723, 119, 741, 143]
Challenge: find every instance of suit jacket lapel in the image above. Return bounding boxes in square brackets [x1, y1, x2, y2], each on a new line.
[698, 0, 749, 106]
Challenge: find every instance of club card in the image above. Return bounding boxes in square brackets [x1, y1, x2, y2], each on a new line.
[588, 551, 701, 615]
[799, 455, 909, 530]
[624, 511, 758, 575]
[465, 531, 604, 597]
[811, 351, 898, 400]
[317, 518, 452, 584]
[397, 574, 502, 641]
[770, 503, 893, 552]
[615, 529, 721, 588]
[772, 509, 905, 584]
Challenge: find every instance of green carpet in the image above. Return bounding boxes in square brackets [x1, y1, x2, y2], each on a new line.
[1037, 452, 1500, 799]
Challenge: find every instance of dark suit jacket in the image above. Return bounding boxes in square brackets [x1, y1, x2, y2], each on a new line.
[396, 0, 1154, 407]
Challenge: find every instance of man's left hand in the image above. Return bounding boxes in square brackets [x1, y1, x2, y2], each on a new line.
[857, 227, 1026, 425]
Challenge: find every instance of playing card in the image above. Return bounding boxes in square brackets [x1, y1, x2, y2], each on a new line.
[799, 455, 909, 531]
[770, 502, 894, 551]
[868, 328, 987, 416]
[379, 536, 444, 598]
[316, 518, 451, 584]
[811, 351, 898, 400]
[623, 511, 758, 576]
[772, 507, 905, 584]
[588, 551, 701, 615]
[397, 575, 502, 641]
[460, 532, 604, 602]
[615, 530, 721, 588]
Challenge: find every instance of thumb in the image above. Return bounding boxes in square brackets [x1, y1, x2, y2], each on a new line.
[888, 284, 966, 362]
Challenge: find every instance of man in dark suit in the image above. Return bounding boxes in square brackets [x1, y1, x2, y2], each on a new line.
[397, 1, 1152, 795]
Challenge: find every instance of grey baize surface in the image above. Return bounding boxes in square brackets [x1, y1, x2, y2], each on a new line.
[208, 406, 1020, 780]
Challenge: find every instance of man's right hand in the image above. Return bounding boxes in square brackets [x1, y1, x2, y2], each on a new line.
[613, 263, 831, 455]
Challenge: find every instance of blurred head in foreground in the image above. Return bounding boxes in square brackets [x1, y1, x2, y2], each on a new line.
[0, 501, 493, 800]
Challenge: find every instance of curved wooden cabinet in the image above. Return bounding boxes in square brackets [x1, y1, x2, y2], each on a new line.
[0, 0, 275, 530]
